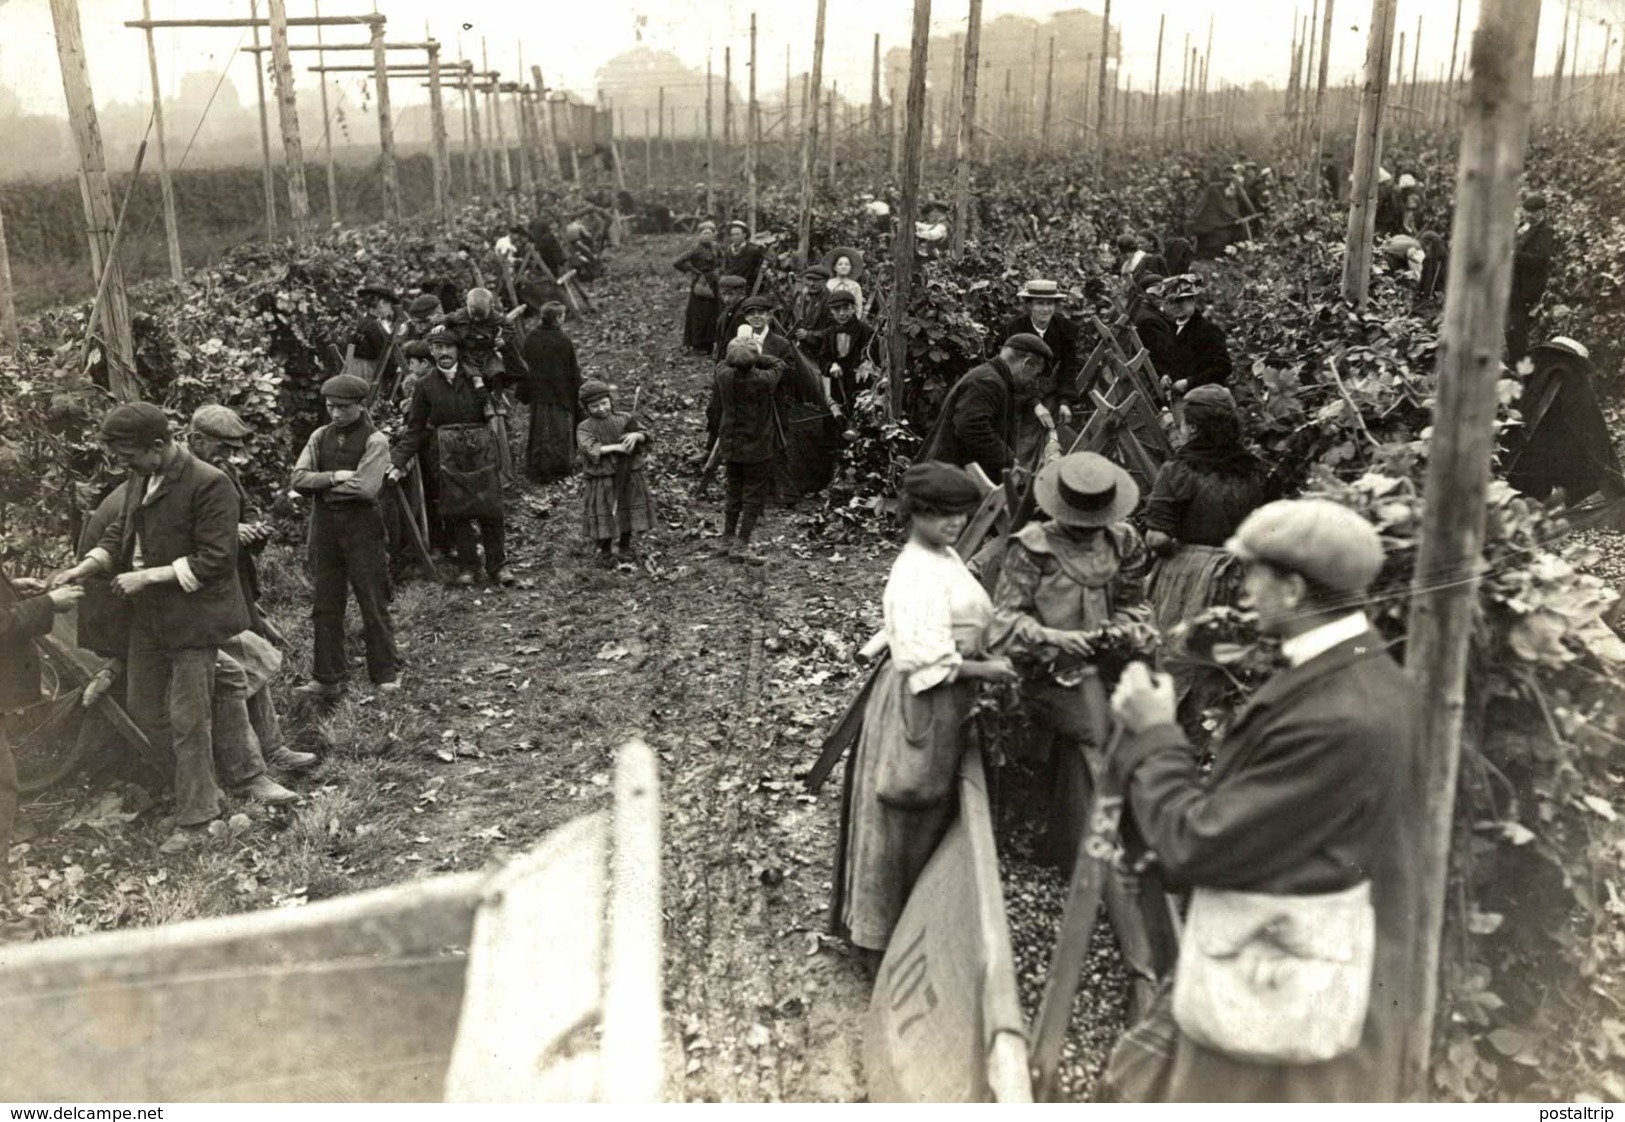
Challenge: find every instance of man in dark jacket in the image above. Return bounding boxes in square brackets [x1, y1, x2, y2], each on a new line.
[389, 326, 510, 586]
[919, 334, 1052, 482]
[1139, 274, 1232, 392]
[998, 278, 1082, 426]
[790, 264, 833, 345]
[1105, 499, 1419, 1102]
[712, 275, 750, 361]
[706, 338, 786, 565]
[1507, 193, 1555, 361]
[53, 403, 293, 853]
[1, 572, 83, 896]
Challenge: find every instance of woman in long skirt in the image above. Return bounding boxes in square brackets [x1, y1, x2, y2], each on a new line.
[673, 222, 722, 354]
[830, 463, 1017, 967]
[517, 302, 582, 483]
[1144, 384, 1269, 723]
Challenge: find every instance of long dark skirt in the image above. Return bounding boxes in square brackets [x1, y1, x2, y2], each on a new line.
[684, 291, 721, 352]
[525, 402, 577, 484]
[1148, 543, 1244, 722]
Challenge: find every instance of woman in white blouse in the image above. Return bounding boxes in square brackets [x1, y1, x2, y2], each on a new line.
[832, 462, 1017, 965]
[824, 247, 865, 311]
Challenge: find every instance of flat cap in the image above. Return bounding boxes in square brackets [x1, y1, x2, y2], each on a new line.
[718, 275, 748, 290]
[357, 280, 399, 302]
[902, 461, 983, 515]
[738, 295, 776, 313]
[1181, 384, 1237, 412]
[825, 289, 858, 308]
[99, 402, 170, 446]
[190, 403, 252, 441]
[803, 263, 833, 280]
[1003, 332, 1055, 362]
[1523, 193, 1547, 211]
[580, 379, 613, 405]
[426, 323, 461, 347]
[1157, 273, 1204, 300]
[1226, 499, 1385, 594]
[402, 339, 433, 360]
[321, 374, 371, 402]
[406, 294, 442, 318]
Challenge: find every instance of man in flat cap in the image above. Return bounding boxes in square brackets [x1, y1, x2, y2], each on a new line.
[291, 375, 402, 699]
[712, 275, 751, 362]
[790, 263, 833, 346]
[1507, 193, 1555, 361]
[53, 403, 295, 852]
[919, 333, 1052, 482]
[1103, 498, 1420, 1102]
[398, 293, 443, 348]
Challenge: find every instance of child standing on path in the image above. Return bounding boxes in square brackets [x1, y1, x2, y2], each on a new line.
[576, 380, 655, 562]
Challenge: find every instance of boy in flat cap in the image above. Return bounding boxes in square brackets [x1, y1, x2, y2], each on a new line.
[290, 374, 401, 698]
[712, 275, 751, 362]
[1104, 499, 1420, 1102]
[706, 335, 786, 564]
[813, 289, 876, 413]
[399, 293, 443, 348]
[347, 281, 400, 389]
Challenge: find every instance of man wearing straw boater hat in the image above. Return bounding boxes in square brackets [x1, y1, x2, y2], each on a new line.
[985, 450, 1170, 1022]
[1103, 498, 1420, 1101]
[1000, 278, 1082, 428]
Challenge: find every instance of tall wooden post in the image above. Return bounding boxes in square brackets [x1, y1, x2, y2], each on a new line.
[248, 0, 276, 236]
[1202, 15, 1214, 143]
[265, 0, 309, 242]
[372, 20, 401, 221]
[466, 69, 491, 197]
[797, 0, 826, 262]
[511, 88, 535, 197]
[532, 66, 562, 180]
[483, 44, 511, 199]
[723, 47, 734, 150]
[747, 11, 758, 233]
[1409, 16, 1423, 132]
[950, 0, 981, 262]
[1403, 0, 1541, 1099]
[644, 108, 653, 189]
[705, 53, 715, 215]
[0, 202, 18, 346]
[657, 85, 666, 180]
[1095, 0, 1111, 189]
[871, 33, 882, 153]
[1303, 0, 1320, 149]
[890, 0, 932, 419]
[1446, 0, 1464, 125]
[1040, 35, 1056, 151]
[1552, 0, 1573, 122]
[1311, 0, 1336, 196]
[427, 43, 449, 218]
[314, 0, 339, 216]
[1151, 14, 1165, 138]
[1178, 37, 1190, 147]
[828, 81, 838, 186]
[140, 0, 182, 279]
[890, 84, 901, 178]
[49, 0, 137, 399]
[1341, 0, 1399, 306]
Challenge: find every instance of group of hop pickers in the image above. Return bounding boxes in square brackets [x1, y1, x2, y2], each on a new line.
[678, 229, 1423, 1100]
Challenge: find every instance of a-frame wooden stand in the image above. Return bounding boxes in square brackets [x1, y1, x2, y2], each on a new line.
[1073, 315, 1175, 490]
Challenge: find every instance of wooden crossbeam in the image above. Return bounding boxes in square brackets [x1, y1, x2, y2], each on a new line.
[242, 41, 438, 52]
[124, 15, 381, 28]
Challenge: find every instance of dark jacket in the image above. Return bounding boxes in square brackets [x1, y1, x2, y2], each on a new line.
[392, 369, 493, 470]
[673, 243, 721, 288]
[722, 242, 767, 291]
[517, 325, 583, 411]
[919, 357, 1019, 480]
[813, 317, 878, 403]
[713, 303, 748, 362]
[998, 311, 1082, 407]
[528, 225, 567, 275]
[1510, 217, 1554, 309]
[707, 358, 784, 464]
[1141, 309, 1232, 389]
[93, 449, 249, 651]
[1110, 633, 1420, 1101]
[0, 574, 55, 711]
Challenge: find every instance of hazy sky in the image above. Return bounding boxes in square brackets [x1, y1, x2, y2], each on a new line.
[1, 0, 1618, 123]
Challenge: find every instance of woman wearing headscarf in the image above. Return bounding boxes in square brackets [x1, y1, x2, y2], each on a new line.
[1144, 385, 1269, 722]
[517, 302, 583, 484]
[673, 222, 722, 354]
[831, 462, 1018, 967]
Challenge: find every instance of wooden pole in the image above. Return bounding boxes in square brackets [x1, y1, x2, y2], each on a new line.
[644, 107, 653, 188]
[1151, 14, 1165, 138]
[1287, 8, 1302, 131]
[512, 53, 535, 198]
[1553, 0, 1573, 121]
[467, 69, 491, 197]
[890, 84, 901, 178]
[314, 0, 339, 217]
[373, 20, 400, 221]
[1040, 35, 1056, 152]
[1303, 0, 1320, 148]
[532, 66, 561, 180]
[1410, 16, 1423, 135]
[828, 81, 837, 187]
[426, 44, 448, 217]
[0, 202, 17, 347]
[1312, 0, 1336, 196]
[747, 11, 758, 233]
[1202, 15, 1214, 143]
[871, 33, 882, 152]
[950, 0, 982, 261]
[1179, 38, 1191, 147]
[723, 47, 733, 150]
[1446, 0, 1464, 125]
[1095, 0, 1111, 189]
[1395, 30, 1407, 133]
[1403, 0, 1541, 1099]
[705, 53, 715, 215]
[50, 0, 138, 398]
[890, 0, 931, 419]
[140, 0, 183, 279]
[1341, 0, 1399, 306]
[248, 0, 277, 236]
[797, 0, 827, 263]
[265, 0, 309, 242]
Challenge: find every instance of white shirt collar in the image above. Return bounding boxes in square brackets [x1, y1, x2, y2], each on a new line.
[1280, 611, 1371, 667]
